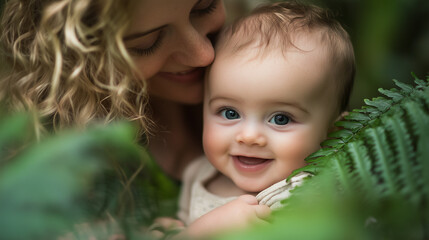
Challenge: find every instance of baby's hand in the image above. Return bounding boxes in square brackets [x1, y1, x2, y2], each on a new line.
[184, 195, 271, 237]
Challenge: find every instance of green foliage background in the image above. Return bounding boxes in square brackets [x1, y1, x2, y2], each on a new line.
[0, 112, 180, 239]
[304, 0, 428, 111]
[1, 0, 428, 239]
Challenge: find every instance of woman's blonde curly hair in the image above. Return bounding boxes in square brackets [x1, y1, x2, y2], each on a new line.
[0, 0, 151, 138]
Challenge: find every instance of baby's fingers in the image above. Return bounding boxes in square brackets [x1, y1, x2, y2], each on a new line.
[254, 204, 271, 220]
[237, 194, 271, 220]
[238, 194, 259, 205]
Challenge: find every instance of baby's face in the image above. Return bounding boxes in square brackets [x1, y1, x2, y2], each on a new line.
[203, 36, 340, 193]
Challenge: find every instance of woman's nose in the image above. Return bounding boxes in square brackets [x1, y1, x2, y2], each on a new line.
[173, 26, 215, 68]
[235, 124, 267, 147]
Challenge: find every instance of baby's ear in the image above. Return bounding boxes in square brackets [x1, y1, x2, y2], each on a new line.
[328, 111, 349, 134]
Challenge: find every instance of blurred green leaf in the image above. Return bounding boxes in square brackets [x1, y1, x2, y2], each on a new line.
[0, 111, 149, 239]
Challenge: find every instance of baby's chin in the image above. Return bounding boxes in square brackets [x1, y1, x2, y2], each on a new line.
[234, 179, 276, 194]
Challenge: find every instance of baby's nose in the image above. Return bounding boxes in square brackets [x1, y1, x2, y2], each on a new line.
[235, 125, 267, 147]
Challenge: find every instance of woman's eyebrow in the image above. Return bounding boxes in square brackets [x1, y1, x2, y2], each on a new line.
[123, 25, 167, 41]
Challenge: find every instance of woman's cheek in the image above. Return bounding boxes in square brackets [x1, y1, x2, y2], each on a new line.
[133, 53, 166, 82]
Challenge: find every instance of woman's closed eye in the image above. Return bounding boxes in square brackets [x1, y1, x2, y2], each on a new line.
[192, 0, 219, 16]
[125, 0, 219, 56]
[127, 30, 165, 56]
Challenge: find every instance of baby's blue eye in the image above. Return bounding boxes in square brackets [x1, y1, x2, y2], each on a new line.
[221, 109, 240, 120]
[269, 114, 290, 125]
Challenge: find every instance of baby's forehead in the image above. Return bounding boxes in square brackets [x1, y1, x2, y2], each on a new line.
[209, 32, 339, 101]
[215, 29, 332, 65]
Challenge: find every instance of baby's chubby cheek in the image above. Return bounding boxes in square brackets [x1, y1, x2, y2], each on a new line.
[202, 124, 224, 158]
[277, 134, 320, 169]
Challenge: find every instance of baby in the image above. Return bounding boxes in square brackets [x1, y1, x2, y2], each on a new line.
[177, 1, 355, 237]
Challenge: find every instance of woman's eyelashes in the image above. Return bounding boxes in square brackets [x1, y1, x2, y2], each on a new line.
[192, 0, 218, 16]
[128, 31, 165, 56]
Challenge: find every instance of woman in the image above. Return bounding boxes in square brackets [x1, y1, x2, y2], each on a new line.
[0, 0, 226, 180]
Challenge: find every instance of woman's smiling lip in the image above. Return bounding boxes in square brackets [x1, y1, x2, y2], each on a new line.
[232, 155, 273, 173]
[157, 68, 204, 84]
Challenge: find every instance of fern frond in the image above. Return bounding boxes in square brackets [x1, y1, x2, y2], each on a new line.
[365, 127, 397, 196]
[413, 88, 429, 111]
[384, 116, 416, 190]
[344, 111, 371, 122]
[404, 101, 427, 143]
[289, 164, 321, 176]
[346, 141, 374, 194]
[296, 76, 428, 190]
[403, 99, 429, 198]
[364, 97, 392, 112]
[393, 79, 413, 93]
[320, 138, 344, 148]
[378, 88, 404, 102]
[413, 76, 428, 89]
[327, 129, 353, 142]
[417, 112, 429, 200]
[334, 121, 363, 132]
[305, 148, 338, 162]
[356, 105, 382, 119]
[329, 152, 352, 193]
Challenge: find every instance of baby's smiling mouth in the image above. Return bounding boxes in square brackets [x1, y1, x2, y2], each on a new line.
[232, 155, 273, 172]
[235, 156, 272, 165]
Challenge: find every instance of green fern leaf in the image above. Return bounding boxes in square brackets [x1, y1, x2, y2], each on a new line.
[346, 141, 374, 194]
[0, 120, 143, 239]
[306, 148, 337, 162]
[383, 115, 417, 201]
[356, 106, 382, 119]
[334, 121, 363, 132]
[345, 111, 372, 122]
[289, 164, 320, 177]
[404, 101, 427, 138]
[411, 72, 428, 89]
[403, 100, 429, 198]
[414, 79, 427, 89]
[329, 152, 352, 192]
[365, 127, 397, 196]
[413, 89, 429, 111]
[364, 97, 392, 112]
[417, 114, 429, 199]
[320, 139, 344, 147]
[393, 79, 413, 93]
[378, 88, 404, 102]
[327, 129, 353, 141]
